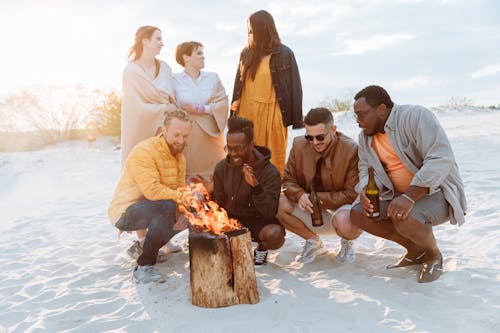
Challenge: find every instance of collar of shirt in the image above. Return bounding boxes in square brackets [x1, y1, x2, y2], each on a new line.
[180, 70, 209, 84]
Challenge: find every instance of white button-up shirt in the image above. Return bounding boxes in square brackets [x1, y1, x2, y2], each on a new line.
[173, 70, 219, 114]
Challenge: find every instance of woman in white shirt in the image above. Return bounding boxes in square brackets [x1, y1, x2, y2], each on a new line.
[121, 26, 177, 167]
[173, 41, 229, 180]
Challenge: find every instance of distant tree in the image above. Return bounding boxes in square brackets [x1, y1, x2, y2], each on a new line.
[0, 84, 106, 149]
[86, 89, 121, 137]
[318, 97, 353, 113]
[2, 85, 92, 135]
[445, 96, 475, 108]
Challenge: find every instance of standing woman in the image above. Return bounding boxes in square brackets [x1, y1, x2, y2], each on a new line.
[173, 41, 228, 180]
[231, 10, 304, 176]
[121, 25, 177, 167]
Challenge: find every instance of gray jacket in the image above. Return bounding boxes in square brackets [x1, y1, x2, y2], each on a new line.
[355, 104, 467, 225]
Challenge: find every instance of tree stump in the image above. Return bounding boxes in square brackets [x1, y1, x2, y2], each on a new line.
[189, 228, 259, 307]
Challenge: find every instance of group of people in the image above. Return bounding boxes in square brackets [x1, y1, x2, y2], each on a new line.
[107, 10, 467, 285]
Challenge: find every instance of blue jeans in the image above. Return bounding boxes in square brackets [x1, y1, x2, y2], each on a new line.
[115, 199, 179, 266]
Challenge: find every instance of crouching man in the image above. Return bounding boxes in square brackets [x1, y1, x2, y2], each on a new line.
[211, 116, 285, 265]
[108, 110, 193, 284]
[277, 108, 362, 264]
[350, 85, 467, 283]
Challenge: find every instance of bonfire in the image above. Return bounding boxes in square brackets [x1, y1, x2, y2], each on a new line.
[178, 183, 241, 235]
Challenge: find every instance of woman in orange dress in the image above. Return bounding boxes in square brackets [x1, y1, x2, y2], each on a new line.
[231, 10, 304, 176]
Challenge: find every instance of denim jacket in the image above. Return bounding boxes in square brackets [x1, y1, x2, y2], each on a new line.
[231, 44, 304, 129]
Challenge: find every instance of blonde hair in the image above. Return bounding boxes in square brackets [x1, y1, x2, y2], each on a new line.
[163, 110, 192, 128]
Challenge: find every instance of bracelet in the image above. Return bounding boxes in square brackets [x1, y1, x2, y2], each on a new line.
[195, 104, 204, 115]
[401, 193, 415, 204]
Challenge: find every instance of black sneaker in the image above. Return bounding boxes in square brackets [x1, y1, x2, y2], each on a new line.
[254, 249, 268, 265]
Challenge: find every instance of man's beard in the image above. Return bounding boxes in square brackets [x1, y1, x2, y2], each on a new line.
[168, 142, 186, 154]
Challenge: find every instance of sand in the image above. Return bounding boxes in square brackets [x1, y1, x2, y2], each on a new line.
[0, 108, 499, 332]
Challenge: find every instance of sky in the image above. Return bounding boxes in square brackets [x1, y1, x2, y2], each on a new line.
[0, 0, 499, 109]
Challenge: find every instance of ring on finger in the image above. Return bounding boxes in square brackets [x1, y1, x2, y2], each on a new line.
[396, 213, 403, 217]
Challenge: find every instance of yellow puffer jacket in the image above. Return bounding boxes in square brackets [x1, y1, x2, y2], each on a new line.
[108, 134, 186, 224]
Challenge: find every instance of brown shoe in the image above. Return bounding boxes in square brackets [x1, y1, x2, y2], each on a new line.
[386, 252, 426, 269]
[418, 253, 443, 283]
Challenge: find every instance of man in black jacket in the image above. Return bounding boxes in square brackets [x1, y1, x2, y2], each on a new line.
[212, 117, 285, 265]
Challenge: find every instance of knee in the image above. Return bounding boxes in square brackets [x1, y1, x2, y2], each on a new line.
[277, 195, 293, 218]
[149, 211, 175, 233]
[392, 216, 425, 235]
[159, 200, 177, 214]
[335, 210, 362, 240]
[259, 224, 285, 250]
[349, 208, 363, 227]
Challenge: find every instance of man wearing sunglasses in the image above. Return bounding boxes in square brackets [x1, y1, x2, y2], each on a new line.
[350, 85, 466, 283]
[211, 116, 285, 265]
[277, 108, 361, 264]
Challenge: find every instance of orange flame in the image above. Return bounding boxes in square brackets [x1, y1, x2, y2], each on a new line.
[178, 183, 241, 235]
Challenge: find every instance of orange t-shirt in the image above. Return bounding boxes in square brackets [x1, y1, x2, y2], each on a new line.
[371, 133, 413, 193]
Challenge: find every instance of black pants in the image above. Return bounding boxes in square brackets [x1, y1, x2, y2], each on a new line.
[115, 199, 179, 266]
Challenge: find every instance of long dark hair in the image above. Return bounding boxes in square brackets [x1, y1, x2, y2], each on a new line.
[241, 10, 281, 81]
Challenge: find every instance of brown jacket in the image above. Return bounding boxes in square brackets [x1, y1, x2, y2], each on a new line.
[283, 132, 359, 209]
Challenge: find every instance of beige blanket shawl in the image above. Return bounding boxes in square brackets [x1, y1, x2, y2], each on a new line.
[182, 78, 229, 178]
[121, 60, 176, 166]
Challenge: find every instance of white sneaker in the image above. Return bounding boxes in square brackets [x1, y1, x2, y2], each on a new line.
[127, 240, 181, 263]
[161, 241, 183, 254]
[127, 240, 142, 260]
[336, 238, 355, 263]
[133, 265, 165, 284]
[295, 238, 328, 264]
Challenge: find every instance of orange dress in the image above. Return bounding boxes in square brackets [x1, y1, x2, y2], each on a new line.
[238, 55, 287, 176]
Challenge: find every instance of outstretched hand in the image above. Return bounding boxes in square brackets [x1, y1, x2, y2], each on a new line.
[176, 188, 193, 208]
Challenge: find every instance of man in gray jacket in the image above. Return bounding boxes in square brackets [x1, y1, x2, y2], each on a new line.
[350, 85, 467, 283]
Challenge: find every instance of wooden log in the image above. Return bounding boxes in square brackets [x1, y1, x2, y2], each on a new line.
[189, 228, 259, 308]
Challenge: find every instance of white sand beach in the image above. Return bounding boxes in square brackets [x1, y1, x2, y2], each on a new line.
[0, 108, 499, 332]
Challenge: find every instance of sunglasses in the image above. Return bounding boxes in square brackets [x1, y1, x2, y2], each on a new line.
[304, 133, 328, 142]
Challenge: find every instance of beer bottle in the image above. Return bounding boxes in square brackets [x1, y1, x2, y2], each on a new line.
[310, 181, 324, 227]
[366, 167, 380, 218]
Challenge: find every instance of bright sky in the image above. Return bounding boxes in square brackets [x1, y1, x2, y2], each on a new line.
[1, 0, 499, 108]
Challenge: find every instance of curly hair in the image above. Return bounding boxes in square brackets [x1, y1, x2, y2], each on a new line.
[227, 116, 254, 143]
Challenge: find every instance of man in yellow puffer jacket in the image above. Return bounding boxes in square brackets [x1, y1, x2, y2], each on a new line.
[108, 110, 192, 284]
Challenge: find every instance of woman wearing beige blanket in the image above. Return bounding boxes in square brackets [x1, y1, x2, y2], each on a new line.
[173, 41, 228, 180]
[120, 26, 179, 255]
[121, 26, 177, 167]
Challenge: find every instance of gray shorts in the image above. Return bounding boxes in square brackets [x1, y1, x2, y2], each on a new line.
[292, 204, 352, 235]
[352, 190, 450, 226]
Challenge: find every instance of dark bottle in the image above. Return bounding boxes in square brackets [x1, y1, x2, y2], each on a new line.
[366, 167, 380, 218]
[310, 181, 324, 227]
